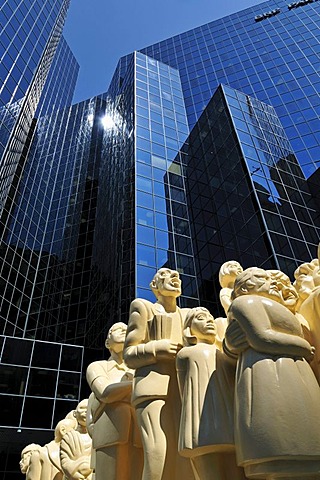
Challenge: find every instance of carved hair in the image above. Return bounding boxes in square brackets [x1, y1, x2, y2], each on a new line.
[294, 259, 319, 281]
[21, 443, 41, 456]
[231, 267, 268, 300]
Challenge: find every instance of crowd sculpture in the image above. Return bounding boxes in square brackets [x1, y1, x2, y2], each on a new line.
[21, 253, 320, 480]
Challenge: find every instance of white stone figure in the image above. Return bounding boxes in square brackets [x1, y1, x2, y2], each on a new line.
[293, 258, 319, 311]
[24, 418, 76, 480]
[86, 322, 143, 480]
[225, 267, 320, 480]
[176, 307, 246, 480]
[124, 268, 194, 480]
[219, 261, 243, 315]
[60, 399, 93, 480]
[215, 261, 244, 349]
[20, 443, 41, 479]
[294, 257, 320, 384]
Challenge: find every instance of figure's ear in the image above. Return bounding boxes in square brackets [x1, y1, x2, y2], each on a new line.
[150, 279, 157, 290]
[72, 410, 76, 418]
[60, 425, 67, 436]
[240, 285, 249, 293]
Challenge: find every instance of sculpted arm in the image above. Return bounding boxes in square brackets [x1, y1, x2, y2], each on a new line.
[60, 431, 92, 480]
[124, 299, 181, 368]
[227, 296, 314, 359]
[86, 363, 131, 404]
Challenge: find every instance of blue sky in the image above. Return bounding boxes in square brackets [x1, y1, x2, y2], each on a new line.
[63, 0, 266, 104]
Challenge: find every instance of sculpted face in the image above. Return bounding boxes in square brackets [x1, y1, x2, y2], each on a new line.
[106, 322, 127, 351]
[234, 268, 281, 301]
[268, 270, 298, 310]
[75, 399, 88, 427]
[294, 262, 320, 300]
[20, 451, 32, 473]
[226, 261, 243, 277]
[190, 308, 217, 343]
[151, 268, 181, 298]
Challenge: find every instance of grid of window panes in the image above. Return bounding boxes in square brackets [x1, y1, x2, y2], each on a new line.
[182, 84, 320, 315]
[183, 85, 277, 315]
[139, 0, 320, 178]
[135, 52, 199, 307]
[224, 85, 320, 275]
[88, 56, 137, 335]
[36, 35, 79, 117]
[0, 96, 106, 346]
[0, 335, 83, 429]
[0, 0, 71, 214]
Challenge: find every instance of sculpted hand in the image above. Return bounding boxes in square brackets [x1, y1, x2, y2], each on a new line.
[155, 339, 182, 359]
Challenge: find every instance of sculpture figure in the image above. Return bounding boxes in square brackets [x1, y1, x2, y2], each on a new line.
[295, 258, 320, 383]
[86, 322, 143, 480]
[23, 418, 76, 480]
[20, 443, 41, 478]
[176, 307, 246, 480]
[60, 399, 93, 480]
[224, 267, 320, 479]
[215, 261, 244, 349]
[219, 261, 243, 315]
[293, 259, 319, 311]
[124, 268, 194, 480]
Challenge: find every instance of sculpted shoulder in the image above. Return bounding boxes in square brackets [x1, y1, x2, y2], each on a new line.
[229, 294, 275, 313]
[129, 298, 154, 314]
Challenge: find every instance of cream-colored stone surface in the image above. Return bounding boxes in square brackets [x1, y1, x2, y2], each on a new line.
[86, 322, 143, 480]
[20, 419, 76, 480]
[60, 399, 93, 480]
[225, 267, 320, 479]
[219, 261, 243, 315]
[176, 307, 246, 480]
[124, 268, 194, 480]
[20, 443, 42, 478]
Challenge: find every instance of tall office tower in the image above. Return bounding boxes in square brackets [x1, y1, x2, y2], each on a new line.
[0, 0, 72, 213]
[1, 0, 320, 477]
[139, 0, 319, 178]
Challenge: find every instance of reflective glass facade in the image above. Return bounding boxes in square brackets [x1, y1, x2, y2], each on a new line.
[139, 0, 320, 178]
[1, 0, 320, 476]
[183, 84, 320, 314]
[0, 0, 72, 213]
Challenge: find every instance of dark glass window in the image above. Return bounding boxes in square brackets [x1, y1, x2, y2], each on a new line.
[0, 365, 27, 395]
[0, 395, 23, 426]
[31, 342, 60, 369]
[26, 368, 57, 397]
[53, 399, 78, 427]
[56, 371, 80, 400]
[60, 346, 82, 372]
[21, 397, 54, 428]
[1, 338, 32, 366]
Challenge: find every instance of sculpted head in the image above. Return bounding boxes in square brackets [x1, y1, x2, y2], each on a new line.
[219, 261, 243, 289]
[183, 307, 216, 345]
[267, 269, 298, 312]
[293, 259, 320, 302]
[105, 322, 127, 352]
[150, 268, 181, 299]
[74, 398, 88, 427]
[54, 418, 77, 443]
[232, 267, 281, 302]
[20, 443, 41, 473]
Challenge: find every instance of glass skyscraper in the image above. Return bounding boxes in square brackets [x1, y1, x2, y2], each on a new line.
[0, 0, 320, 477]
